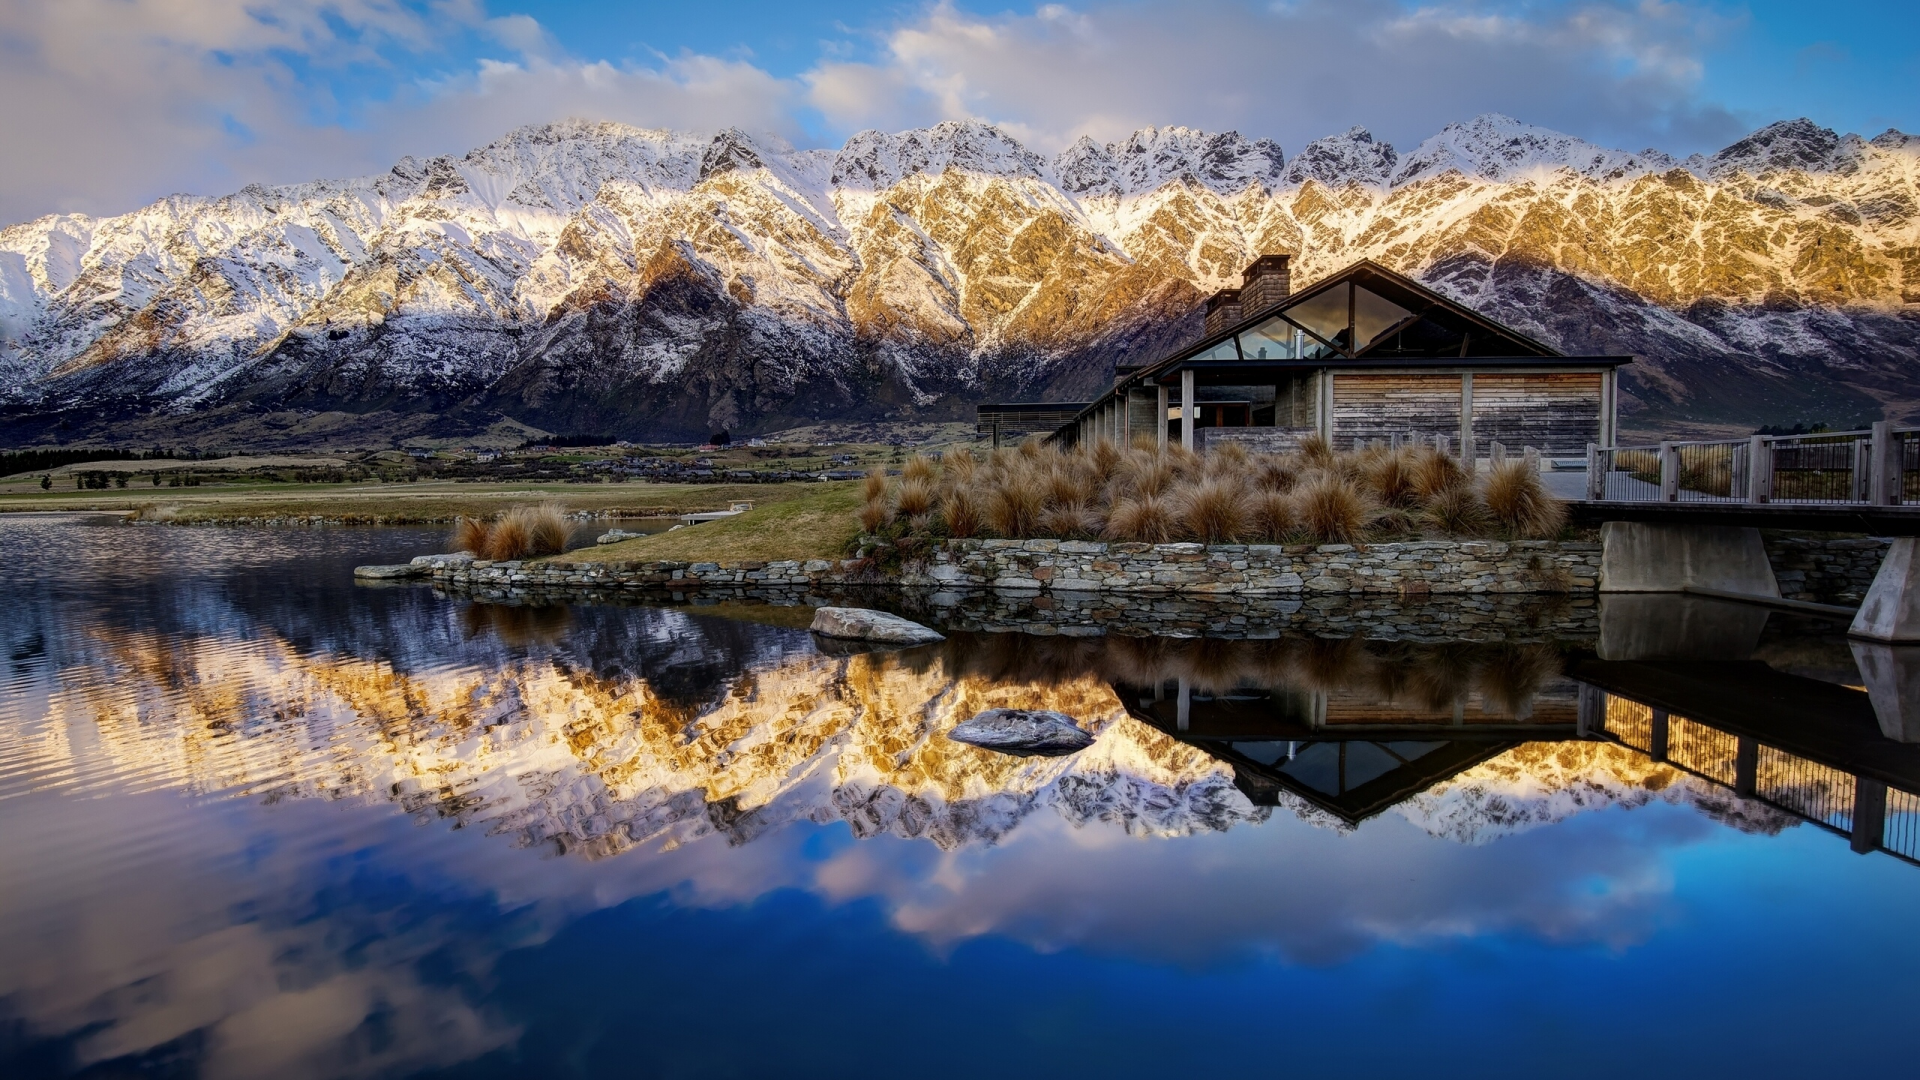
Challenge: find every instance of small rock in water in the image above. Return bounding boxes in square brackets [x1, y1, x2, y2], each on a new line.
[411, 553, 474, 567]
[809, 607, 945, 645]
[353, 564, 426, 580]
[947, 709, 1094, 757]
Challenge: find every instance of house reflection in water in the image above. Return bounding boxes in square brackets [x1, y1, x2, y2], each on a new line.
[1109, 631, 1920, 864]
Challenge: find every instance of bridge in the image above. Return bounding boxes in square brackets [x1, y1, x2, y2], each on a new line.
[1565, 421, 1920, 642]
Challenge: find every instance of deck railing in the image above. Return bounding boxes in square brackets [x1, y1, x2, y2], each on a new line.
[1585, 422, 1920, 505]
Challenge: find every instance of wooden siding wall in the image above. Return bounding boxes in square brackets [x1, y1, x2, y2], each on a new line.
[1332, 374, 1462, 449]
[1471, 374, 1601, 453]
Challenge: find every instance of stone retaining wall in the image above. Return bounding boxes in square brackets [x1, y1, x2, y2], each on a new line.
[428, 537, 1602, 598]
[1763, 536, 1888, 604]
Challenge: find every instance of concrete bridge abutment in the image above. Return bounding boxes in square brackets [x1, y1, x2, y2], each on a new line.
[1598, 522, 1781, 597]
[1851, 538, 1920, 643]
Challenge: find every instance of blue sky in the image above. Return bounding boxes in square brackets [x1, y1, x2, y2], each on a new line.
[0, 0, 1914, 222]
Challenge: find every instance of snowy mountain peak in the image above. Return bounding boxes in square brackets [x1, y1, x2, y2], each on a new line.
[1280, 126, 1398, 188]
[831, 120, 1051, 189]
[1708, 118, 1862, 177]
[1056, 126, 1285, 197]
[1391, 113, 1669, 185]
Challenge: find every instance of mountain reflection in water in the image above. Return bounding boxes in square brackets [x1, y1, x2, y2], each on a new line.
[2, 517, 1919, 1078]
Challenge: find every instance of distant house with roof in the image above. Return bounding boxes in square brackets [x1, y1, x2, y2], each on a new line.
[1036, 255, 1630, 457]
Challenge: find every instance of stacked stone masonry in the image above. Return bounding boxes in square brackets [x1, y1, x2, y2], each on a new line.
[1762, 536, 1889, 604]
[430, 538, 1605, 597]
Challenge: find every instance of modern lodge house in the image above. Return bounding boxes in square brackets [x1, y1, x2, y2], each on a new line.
[1048, 255, 1631, 458]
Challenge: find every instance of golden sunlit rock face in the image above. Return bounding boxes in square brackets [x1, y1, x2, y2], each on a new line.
[4, 117, 1916, 438]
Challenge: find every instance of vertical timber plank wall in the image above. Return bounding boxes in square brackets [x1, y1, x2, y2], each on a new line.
[1331, 374, 1465, 449]
[1471, 373, 1602, 453]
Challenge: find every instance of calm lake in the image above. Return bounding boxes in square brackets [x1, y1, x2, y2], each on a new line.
[3, 514, 1919, 1078]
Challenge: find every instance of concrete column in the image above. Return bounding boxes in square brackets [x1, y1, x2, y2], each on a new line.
[1460, 373, 1474, 464]
[1181, 369, 1196, 452]
[1659, 441, 1679, 502]
[1177, 678, 1191, 732]
[1598, 522, 1781, 596]
[1649, 709, 1670, 762]
[1850, 640, 1920, 739]
[1121, 389, 1131, 445]
[1852, 778, 1887, 854]
[1157, 386, 1169, 449]
[1851, 538, 1920, 641]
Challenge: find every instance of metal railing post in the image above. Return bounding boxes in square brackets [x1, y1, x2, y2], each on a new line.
[1745, 435, 1770, 504]
[1659, 441, 1679, 502]
[1586, 442, 1603, 501]
[1874, 421, 1903, 505]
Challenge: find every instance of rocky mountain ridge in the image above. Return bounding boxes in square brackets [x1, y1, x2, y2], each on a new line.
[1, 112, 1915, 445]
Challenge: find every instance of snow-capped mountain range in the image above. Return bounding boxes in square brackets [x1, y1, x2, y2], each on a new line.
[1, 113, 1915, 444]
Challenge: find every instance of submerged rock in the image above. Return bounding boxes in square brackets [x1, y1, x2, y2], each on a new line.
[597, 529, 644, 545]
[809, 607, 945, 645]
[353, 564, 426, 580]
[948, 709, 1095, 757]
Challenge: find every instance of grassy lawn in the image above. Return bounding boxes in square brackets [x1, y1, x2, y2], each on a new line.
[565, 482, 862, 564]
[0, 480, 830, 524]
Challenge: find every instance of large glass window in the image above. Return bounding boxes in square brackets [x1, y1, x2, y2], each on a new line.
[1237, 316, 1298, 360]
[1284, 283, 1352, 353]
[1353, 285, 1414, 349]
[1190, 339, 1240, 361]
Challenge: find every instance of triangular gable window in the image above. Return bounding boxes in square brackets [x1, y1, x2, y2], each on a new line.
[1287, 283, 1350, 351]
[1354, 285, 1414, 349]
[1237, 316, 1299, 360]
[1191, 339, 1239, 361]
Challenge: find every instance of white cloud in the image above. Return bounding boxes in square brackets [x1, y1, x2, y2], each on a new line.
[0, 0, 1751, 226]
[803, 0, 1745, 156]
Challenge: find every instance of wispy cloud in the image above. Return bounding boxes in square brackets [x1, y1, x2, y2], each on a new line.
[0, 0, 1755, 224]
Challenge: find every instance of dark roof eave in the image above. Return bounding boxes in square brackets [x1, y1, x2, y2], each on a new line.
[1143, 354, 1635, 384]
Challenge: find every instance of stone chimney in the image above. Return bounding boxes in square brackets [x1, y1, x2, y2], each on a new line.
[1239, 254, 1292, 316]
[1202, 288, 1242, 337]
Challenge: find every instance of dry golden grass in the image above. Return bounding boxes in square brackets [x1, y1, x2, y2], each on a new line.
[484, 515, 529, 560]
[452, 516, 491, 555]
[1175, 477, 1248, 543]
[1295, 474, 1372, 543]
[854, 436, 1568, 545]
[1105, 495, 1177, 543]
[1484, 460, 1568, 537]
[1423, 484, 1494, 536]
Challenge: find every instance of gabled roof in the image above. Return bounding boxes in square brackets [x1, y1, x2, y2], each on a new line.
[1130, 258, 1565, 387]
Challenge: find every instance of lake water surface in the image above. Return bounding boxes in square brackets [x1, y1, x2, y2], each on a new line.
[2, 515, 1918, 1078]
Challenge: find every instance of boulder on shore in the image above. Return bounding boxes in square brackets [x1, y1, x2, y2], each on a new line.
[947, 709, 1094, 757]
[353, 564, 427, 580]
[809, 607, 945, 645]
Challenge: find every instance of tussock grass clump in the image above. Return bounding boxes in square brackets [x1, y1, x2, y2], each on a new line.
[455, 503, 573, 560]
[1175, 477, 1248, 543]
[453, 516, 491, 555]
[484, 503, 571, 560]
[1295, 474, 1372, 543]
[854, 434, 1568, 547]
[1483, 460, 1568, 538]
[1423, 484, 1494, 536]
[1106, 495, 1178, 544]
[1248, 490, 1297, 543]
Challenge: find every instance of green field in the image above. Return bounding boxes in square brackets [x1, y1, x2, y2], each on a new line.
[568, 483, 863, 563]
